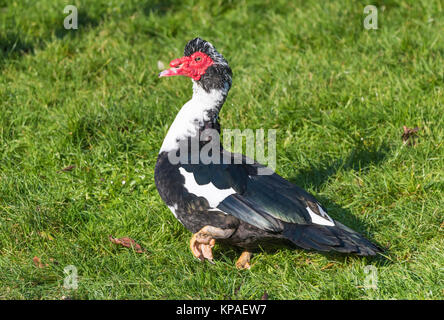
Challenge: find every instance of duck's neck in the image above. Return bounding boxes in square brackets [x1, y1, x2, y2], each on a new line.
[159, 81, 230, 153]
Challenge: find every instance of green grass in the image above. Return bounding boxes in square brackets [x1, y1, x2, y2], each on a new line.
[0, 0, 443, 299]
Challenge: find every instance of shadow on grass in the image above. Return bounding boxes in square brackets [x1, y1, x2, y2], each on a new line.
[0, 1, 179, 70]
[143, 0, 178, 16]
[0, 32, 34, 68]
[54, 8, 100, 39]
[0, 0, 182, 70]
[288, 143, 390, 191]
[0, 9, 101, 71]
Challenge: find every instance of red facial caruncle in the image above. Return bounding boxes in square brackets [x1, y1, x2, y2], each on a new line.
[159, 51, 214, 81]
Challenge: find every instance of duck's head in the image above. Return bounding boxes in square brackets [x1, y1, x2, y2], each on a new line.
[159, 38, 232, 93]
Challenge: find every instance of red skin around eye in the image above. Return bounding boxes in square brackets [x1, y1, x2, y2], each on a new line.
[169, 52, 214, 80]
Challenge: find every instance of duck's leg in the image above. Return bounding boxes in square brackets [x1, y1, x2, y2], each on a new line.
[235, 251, 253, 270]
[190, 226, 235, 263]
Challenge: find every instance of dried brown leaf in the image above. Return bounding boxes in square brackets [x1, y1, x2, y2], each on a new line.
[402, 126, 420, 146]
[109, 236, 144, 253]
[321, 262, 335, 270]
[58, 165, 76, 173]
[261, 291, 269, 300]
[33, 256, 48, 268]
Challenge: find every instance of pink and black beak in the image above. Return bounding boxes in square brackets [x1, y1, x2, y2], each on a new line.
[159, 57, 188, 78]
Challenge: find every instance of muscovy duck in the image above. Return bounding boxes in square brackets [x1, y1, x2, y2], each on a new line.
[155, 38, 381, 269]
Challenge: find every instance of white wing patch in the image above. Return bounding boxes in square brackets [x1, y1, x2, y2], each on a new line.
[306, 204, 335, 226]
[167, 204, 178, 219]
[179, 167, 236, 208]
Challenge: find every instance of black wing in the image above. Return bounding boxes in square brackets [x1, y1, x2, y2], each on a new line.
[180, 151, 382, 255]
[181, 152, 330, 232]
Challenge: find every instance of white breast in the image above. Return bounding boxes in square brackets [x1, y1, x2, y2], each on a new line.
[159, 82, 226, 153]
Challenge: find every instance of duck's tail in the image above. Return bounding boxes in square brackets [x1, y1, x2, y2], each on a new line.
[283, 221, 382, 256]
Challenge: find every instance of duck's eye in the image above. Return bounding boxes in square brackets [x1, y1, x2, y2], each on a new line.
[195, 56, 201, 62]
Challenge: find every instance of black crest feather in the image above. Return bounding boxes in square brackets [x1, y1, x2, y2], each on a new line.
[184, 38, 232, 92]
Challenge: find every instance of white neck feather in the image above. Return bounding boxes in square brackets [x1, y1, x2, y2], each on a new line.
[159, 81, 227, 153]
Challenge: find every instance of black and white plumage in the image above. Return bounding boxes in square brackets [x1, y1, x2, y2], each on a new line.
[155, 38, 381, 265]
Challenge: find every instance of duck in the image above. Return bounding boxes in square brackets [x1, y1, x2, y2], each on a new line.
[155, 38, 381, 269]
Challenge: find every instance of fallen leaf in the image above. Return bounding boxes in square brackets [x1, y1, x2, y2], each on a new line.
[321, 262, 335, 270]
[355, 177, 364, 187]
[118, 126, 129, 133]
[39, 231, 54, 241]
[401, 126, 420, 146]
[261, 291, 269, 300]
[33, 256, 48, 268]
[109, 236, 144, 253]
[58, 165, 76, 173]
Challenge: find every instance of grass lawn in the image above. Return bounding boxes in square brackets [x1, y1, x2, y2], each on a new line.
[0, 0, 443, 299]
